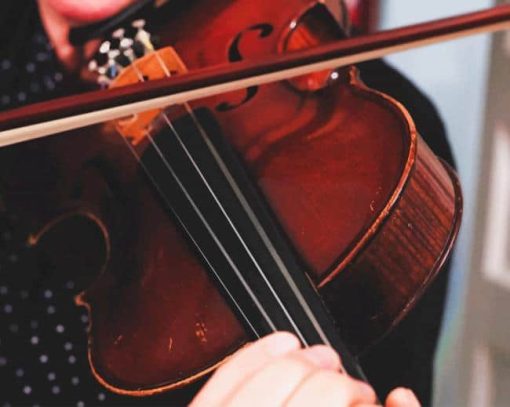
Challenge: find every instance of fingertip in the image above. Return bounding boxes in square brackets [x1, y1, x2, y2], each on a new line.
[300, 345, 341, 370]
[357, 380, 377, 402]
[191, 333, 300, 407]
[260, 331, 301, 357]
[386, 387, 421, 407]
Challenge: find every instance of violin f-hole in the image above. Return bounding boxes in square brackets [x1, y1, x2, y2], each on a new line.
[216, 23, 274, 112]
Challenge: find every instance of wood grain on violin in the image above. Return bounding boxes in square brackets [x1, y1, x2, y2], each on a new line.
[0, 0, 462, 397]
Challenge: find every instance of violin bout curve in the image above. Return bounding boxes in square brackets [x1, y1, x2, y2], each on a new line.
[320, 136, 462, 353]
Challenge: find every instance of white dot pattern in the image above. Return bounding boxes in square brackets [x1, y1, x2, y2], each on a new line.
[0, 219, 182, 405]
[0, 8, 194, 407]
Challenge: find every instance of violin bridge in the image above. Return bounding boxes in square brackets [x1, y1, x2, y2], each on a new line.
[86, 18, 189, 147]
[109, 47, 188, 147]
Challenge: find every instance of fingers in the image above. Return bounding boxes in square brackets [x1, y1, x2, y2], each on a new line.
[191, 331, 379, 407]
[285, 369, 377, 407]
[191, 332, 300, 406]
[385, 387, 421, 407]
[224, 345, 346, 406]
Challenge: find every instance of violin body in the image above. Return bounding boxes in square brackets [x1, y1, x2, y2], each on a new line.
[0, 0, 461, 396]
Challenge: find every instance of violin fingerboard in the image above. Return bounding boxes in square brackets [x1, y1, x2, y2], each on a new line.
[139, 107, 365, 379]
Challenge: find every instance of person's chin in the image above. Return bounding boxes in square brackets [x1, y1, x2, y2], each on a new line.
[44, 0, 135, 24]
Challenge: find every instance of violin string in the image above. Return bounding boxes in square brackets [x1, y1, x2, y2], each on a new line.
[120, 57, 278, 338]
[117, 38, 328, 346]
[148, 53, 317, 344]
[148, 51, 314, 345]
[150, 51, 333, 347]
[120, 131, 263, 338]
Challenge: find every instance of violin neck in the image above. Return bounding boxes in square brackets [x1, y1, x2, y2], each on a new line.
[140, 107, 366, 380]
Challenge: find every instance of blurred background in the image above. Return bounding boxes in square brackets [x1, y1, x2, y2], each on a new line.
[347, 0, 510, 405]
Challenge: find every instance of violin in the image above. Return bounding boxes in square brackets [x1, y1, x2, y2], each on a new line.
[2, 0, 507, 399]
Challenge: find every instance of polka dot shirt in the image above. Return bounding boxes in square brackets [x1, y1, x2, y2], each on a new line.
[0, 10, 197, 407]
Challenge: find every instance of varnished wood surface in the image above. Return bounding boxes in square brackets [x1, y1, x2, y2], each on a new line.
[0, 0, 463, 396]
[321, 136, 462, 353]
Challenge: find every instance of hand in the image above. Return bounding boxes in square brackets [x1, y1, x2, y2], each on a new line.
[37, 0, 135, 70]
[191, 332, 420, 406]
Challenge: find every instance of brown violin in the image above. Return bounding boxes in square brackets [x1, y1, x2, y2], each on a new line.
[4, 0, 507, 398]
